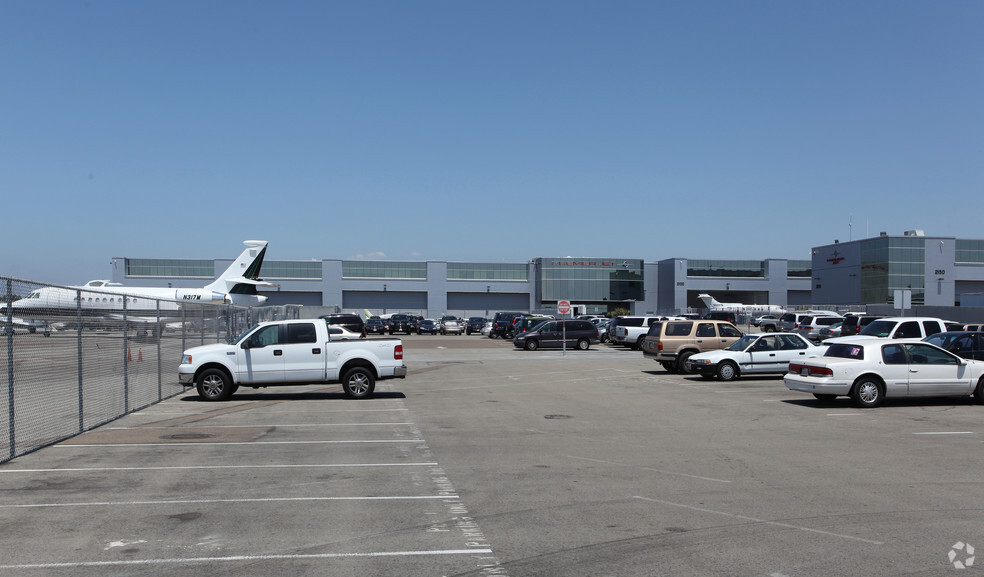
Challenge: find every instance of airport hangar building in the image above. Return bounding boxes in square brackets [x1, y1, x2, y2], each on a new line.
[110, 231, 984, 318]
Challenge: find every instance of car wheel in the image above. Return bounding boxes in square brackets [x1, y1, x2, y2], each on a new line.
[342, 366, 375, 399]
[660, 361, 677, 372]
[576, 338, 589, 351]
[716, 361, 738, 381]
[196, 368, 234, 401]
[677, 351, 694, 374]
[851, 376, 883, 408]
[634, 336, 645, 350]
[525, 339, 539, 351]
[974, 377, 984, 404]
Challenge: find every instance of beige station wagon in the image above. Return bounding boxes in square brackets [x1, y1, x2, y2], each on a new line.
[641, 320, 744, 373]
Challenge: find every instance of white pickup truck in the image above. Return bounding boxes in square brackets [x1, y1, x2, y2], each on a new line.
[179, 319, 407, 401]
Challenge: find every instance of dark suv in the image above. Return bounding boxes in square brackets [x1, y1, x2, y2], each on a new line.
[489, 312, 526, 339]
[319, 313, 366, 337]
[465, 317, 487, 335]
[512, 319, 600, 351]
[387, 314, 416, 335]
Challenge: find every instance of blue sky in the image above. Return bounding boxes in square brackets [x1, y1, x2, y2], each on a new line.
[3, 1, 982, 284]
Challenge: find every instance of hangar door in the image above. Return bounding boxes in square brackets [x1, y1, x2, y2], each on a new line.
[343, 291, 427, 313]
[447, 292, 529, 315]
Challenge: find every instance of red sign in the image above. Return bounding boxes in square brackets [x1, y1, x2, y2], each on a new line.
[557, 300, 571, 315]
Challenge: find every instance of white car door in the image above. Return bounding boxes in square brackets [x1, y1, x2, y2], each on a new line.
[745, 335, 782, 374]
[237, 324, 285, 383]
[282, 322, 325, 383]
[901, 343, 973, 396]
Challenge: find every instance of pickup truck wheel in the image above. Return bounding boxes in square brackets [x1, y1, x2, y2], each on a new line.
[974, 377, 984, 404]
[634, 336, 645, 350]
[196, 368, 234, 401]
[342, 367, 375, 399]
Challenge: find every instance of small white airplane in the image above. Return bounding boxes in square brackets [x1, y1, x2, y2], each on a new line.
[0, 316, 52, 336]
[698, 293, 785, 315]
[10, 240, 278, 316]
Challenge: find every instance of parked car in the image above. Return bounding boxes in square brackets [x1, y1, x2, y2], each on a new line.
[440, 316, 463, 335]
[778, 311, 840, 333]
[319, 313, 366, 337]
[838, 315, 884, 337]
[641, 320, 745, 373]
[327, 325, 365, 340]
[512, 319, 599, 351]
[687, 333, 827, 381]
[480, 321, 493, 337]
[923, 331, 984, 361]
[816, 322, 843, 341]
[752, 314, 779, 328]
[784, 339, 984, 408]
[796, 315, 843, 342]
[835, 316, 947, 341]
[705, 311, 738, 324]
[417, 319, 440, 335]
[364, 318, 387, 335]
[511, 316, 553, 337]
[465, 317, 487, 335]
[489, 312, 526, 339]
[594, 318, 612, 343]
[388, 314, 417, 335]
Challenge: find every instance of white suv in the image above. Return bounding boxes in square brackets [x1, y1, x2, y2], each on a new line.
[825, 317, 946, 343]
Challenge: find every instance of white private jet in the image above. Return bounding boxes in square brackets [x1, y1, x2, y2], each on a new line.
[10, 240, 278, 317]
[698, 293, 785, 315]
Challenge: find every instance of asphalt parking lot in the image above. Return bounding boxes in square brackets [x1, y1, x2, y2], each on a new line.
[2, 333, 983, 576]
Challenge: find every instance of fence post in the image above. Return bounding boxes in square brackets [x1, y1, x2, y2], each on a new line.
[5, 279, 14, 461]
[123, 298, 129, 413]
[76, 289, 83, 434]
[157, 301, 162, 401]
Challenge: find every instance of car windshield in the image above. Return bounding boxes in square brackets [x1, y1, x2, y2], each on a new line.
[859, 320, 897, 337]
[727, 335, 759, 351]
[923, 333, 954, 348]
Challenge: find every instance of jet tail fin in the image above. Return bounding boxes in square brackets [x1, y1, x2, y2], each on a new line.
[697, 293, 721, 309]
[204, 240, 279, 297]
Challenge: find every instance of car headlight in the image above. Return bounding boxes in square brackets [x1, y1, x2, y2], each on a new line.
[181, 354, 192, 365]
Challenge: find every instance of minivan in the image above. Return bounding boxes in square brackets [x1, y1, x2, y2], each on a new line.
[513, 319, 599, 351]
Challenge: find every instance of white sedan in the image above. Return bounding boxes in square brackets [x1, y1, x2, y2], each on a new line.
[687, 333, 826, 381]
[784, 339, 984, 408]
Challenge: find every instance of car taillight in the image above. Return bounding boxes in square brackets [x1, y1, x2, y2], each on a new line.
[789, 363, 832, 376]
[394, 345, 403, 360]
[657, 341, 663, 351]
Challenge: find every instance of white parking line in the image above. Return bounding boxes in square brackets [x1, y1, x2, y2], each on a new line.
[0, 495, 458, 509]
[0, 549, 495, 570]
[912, 431, 974, 435]
[0, 463, 439, 474]
[633, 496, 884, 545]
[55, 440, 422, 448]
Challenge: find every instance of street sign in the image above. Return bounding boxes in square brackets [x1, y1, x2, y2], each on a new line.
[557, 300, 571, 315]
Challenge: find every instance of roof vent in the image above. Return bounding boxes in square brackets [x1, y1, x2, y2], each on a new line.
[904, 229, 925, 237]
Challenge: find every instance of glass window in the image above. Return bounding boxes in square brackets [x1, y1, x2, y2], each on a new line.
[448, 263, 528, 281]
[248, 325, 280, 347]
[666, 322, 692, 336]
[687, 259, 765, 278]
[778, 335, 807, 350]
[719, 324, 743, 338]
[342, 261, 426, 279]
[895, 321, 921, 339]
[696, 323, 716, 337]
[903, 343, 957, 365]
[882, 344, 907, 364]
[538, 258, 644, 302]
[287, 323, 317, 344]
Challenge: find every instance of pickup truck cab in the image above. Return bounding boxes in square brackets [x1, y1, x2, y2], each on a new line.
[179, 319, 407, 401]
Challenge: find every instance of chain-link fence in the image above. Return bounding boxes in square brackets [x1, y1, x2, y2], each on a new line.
[0, 276, 298, 464]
